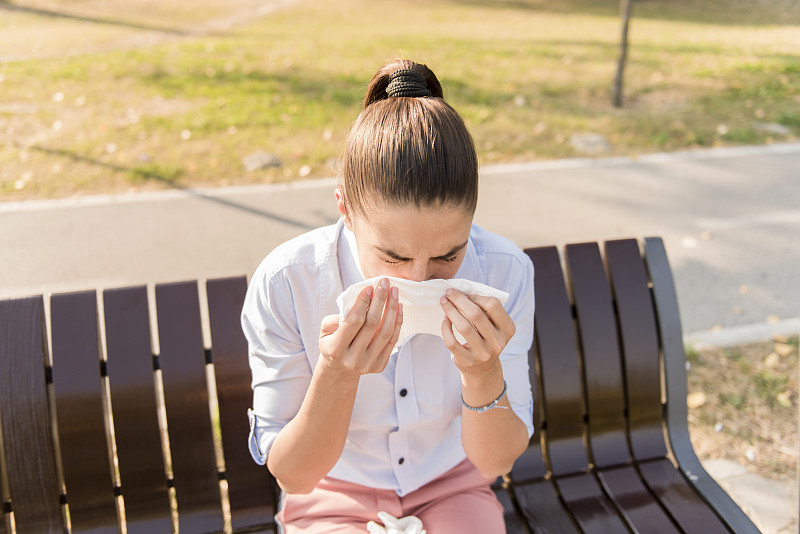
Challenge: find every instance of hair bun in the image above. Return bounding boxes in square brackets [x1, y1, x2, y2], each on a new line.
[386, 69, 432, 98]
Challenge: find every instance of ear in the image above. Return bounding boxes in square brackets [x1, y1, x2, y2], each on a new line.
[334, 188, 352, 230]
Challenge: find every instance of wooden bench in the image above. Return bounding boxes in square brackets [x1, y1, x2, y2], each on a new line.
[0, 237, 762, 533]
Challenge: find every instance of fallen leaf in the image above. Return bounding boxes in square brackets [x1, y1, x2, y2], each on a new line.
[739, 285, 748, 294]
[687, 391, 706, 409]
[766, 315, 780, 324]
[773, 333, 789, 343]
[764, 352, 780, 368]
[774, 343, 794, 357]
[776, 391, 792, 408]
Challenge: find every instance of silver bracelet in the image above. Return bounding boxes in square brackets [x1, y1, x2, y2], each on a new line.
[461, 380, 508, 414]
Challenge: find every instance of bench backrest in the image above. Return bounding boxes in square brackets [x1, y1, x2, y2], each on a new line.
[0, 237, 760, 533]
[1, 278, 276, 533]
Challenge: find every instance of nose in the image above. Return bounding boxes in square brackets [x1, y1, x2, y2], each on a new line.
[399, 261, 431, 282]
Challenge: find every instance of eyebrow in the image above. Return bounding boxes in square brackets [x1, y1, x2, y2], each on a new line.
[376, 240, 469, 262]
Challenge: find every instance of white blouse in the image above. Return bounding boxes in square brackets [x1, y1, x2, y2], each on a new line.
[243, 219, 534, 496]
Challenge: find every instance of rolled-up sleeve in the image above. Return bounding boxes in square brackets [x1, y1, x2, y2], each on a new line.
[242, 264, 312, 465]
[496, 253, 535, 439]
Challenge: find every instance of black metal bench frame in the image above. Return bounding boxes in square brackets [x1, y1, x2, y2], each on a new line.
[0, 237, 762, 533]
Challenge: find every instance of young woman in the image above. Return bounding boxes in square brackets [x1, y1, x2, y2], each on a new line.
[243, 59, 535, 533]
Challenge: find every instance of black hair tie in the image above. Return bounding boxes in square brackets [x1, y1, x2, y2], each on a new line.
[386, 69, 432, 98]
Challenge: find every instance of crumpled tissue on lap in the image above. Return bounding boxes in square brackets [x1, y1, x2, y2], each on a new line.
[336, 276, 509, 347]
[366, 511, 426, 534]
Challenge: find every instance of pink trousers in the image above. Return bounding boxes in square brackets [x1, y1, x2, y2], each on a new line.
[277, 459, 505, 533]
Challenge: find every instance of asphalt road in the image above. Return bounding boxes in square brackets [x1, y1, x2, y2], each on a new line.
[2, 143, 799, 336]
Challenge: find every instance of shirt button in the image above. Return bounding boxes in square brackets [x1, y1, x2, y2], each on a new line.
[398, 457, 405, 465]
[399, 388, 408, 397]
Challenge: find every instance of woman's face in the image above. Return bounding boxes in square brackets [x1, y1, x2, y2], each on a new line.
[338, 192, 473, 281]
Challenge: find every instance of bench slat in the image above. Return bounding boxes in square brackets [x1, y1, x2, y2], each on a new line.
[525, 246, 588, 477]
[156, 281, 223, 532]
[604, 239, 668, 461]
[0, 296, 63, 533]
[50, 291, 117, 532]
[644, 238, 759, 534]
[598, 465, 683, 533]
[508, 370, 546, 483]
[493, 487, 529, 534]
[565, 242, 630, 469]
[556, 473, 632, 533]
[513, 480, 581, 534]
[1, 459, 5, 534]
[639, 459, 731, 533]
[103, 286, 172, 532]
[206, 277, 277, 532]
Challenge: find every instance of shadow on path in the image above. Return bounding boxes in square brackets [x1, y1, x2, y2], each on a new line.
[31, 146, 318, 230]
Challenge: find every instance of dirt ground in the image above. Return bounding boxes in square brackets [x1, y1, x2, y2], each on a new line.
[688, 335, 799, 481]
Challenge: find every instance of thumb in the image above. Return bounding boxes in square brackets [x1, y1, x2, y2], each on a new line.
[319, 314, 341, 337]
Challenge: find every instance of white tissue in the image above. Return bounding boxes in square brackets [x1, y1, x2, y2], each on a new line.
[366, 511, 426, 534]
[336, 276, 509, 346]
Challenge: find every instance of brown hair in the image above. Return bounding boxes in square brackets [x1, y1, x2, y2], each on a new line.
[338, 59, 479, 217]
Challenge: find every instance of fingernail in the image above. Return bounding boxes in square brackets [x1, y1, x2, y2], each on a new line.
[380, 278, 390, 289]
[366, 287, 374, 297]
[398, 303, 403, 317]
[445, 289, 453, 296]
[440, 296, 448, 305]
[391, 287, 398, 299]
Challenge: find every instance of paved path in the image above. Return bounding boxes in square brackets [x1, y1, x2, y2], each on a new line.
[2, 143, 798, 336]
[1, 143, 798, 533]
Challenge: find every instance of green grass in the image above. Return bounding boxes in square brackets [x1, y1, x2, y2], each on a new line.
[1, 0, 798, 199]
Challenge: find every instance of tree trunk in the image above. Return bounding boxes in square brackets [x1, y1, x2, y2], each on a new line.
[613, 0, 634, 108]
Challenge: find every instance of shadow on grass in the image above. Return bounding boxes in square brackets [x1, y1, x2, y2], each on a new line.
[449, 0, 800, 26]
[31, 146, 317, 230]
[0, 0, 188, 34]
[141, 64, 363, 104]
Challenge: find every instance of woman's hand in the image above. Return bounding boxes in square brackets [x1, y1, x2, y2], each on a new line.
[318, 278, 403, 377]
[442, 290, 529, 479]
[440, 289, 516, 378]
